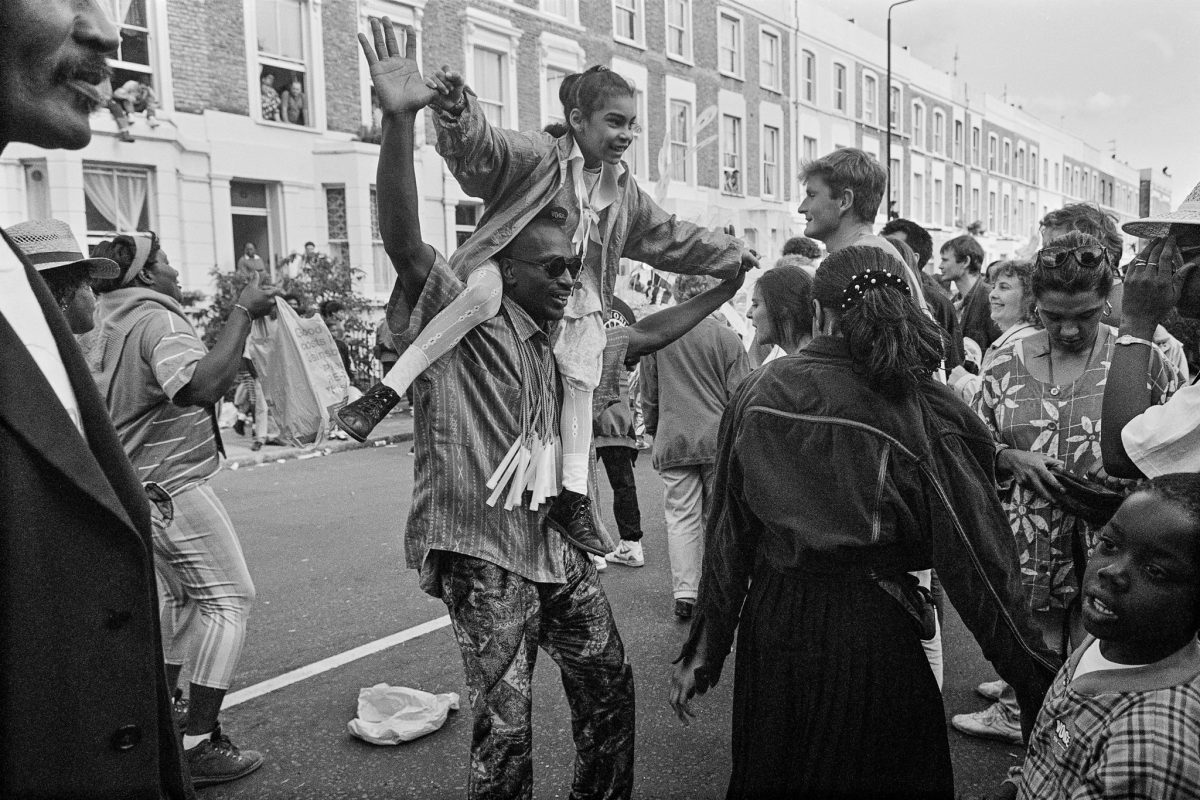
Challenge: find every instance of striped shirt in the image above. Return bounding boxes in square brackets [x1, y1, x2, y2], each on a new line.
[1018, 636, 1200, 799]
[390, 251, 629, 596]
[94, 289, 219, 495]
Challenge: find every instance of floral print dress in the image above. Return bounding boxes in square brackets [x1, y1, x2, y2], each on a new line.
[974, 325, 1179, 613]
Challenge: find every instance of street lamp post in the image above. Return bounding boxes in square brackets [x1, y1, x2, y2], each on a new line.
[886, 0, 915, 212]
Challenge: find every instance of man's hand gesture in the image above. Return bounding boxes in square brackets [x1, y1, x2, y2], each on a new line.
[358, 17, 436, 116]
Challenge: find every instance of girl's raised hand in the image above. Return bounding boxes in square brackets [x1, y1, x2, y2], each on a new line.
[357, 17, 437, 114]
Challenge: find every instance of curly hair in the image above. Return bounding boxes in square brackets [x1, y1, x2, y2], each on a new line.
[782, 236, 822, 260]
[879, 219, 933, 270]
[1040, 203, 1124, 268]
[986, 259, 1037, 324]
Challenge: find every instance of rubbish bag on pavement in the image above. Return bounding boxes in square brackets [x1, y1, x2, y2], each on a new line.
[244, 297, 351, 447]
[347, 683, 460, 745]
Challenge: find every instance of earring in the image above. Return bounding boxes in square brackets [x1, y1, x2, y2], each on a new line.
[58, 300, 70, 312]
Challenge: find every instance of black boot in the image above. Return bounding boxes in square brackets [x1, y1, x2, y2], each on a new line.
[336, 383, 400, 442]
[546, 490, 608, 556]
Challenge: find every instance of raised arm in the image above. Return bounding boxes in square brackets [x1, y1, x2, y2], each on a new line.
[359, 17, 437, 308]
[1101, 236, 1182, 477]
[625, 268, 748, 364]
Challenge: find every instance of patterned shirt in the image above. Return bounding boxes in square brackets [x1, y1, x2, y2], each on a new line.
[389, 252, 630, 596]
[974, 326, 1178, 611]
[1018, 636, 1200, 800]
[93, 289, 220, 495]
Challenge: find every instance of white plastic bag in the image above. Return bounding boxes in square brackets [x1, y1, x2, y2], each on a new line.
[347, 683, 460, 745]
[245, 298, 350, 447]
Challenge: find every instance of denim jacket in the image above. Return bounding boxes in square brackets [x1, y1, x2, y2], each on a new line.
[680, 336, 1060, 735]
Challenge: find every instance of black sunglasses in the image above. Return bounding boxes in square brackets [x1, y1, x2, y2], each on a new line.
[1036, 245, 1111, 270]
[504, 255, 583, 279]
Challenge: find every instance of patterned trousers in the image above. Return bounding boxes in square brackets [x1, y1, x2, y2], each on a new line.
[439, 546, 635, 800]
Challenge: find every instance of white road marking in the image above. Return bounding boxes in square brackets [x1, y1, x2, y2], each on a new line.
[222, 615, 452, 709]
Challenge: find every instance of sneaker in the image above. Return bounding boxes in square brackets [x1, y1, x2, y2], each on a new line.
[546, 490, 608, 556]
[605, 540, 645, 567]
[950, 702, 1022, 745]
[336, 383, 401, 442]
[976, 679, 1006, 701]
[591, 554, 607, 572]
[186, 726, 264, 788]
[673, 599, 695, 621]
[171, 691, 189, 733]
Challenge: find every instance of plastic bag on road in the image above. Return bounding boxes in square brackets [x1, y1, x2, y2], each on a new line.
[347, 683, 460, 745]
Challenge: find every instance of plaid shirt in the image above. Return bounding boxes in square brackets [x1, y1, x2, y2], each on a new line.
[389, 251, 630, 596]
[1019, 636, 1200, 800]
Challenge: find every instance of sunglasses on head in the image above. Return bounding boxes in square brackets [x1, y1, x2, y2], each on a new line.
[1036, 245, 1111, 270]
[505, 255, 583, 279]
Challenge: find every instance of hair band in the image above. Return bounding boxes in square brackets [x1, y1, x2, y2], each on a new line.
[120, 233, 154, 286]
[839, 270, 910, 311]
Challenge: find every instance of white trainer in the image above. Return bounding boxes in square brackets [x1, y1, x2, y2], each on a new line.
[604, 540, 645, 567]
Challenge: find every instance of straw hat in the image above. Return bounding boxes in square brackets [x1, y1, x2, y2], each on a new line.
[5, 218, 119, 278]
[1122, 180, 1200, 238]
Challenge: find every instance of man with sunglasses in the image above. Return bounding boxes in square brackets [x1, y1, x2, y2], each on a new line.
[358, 24, 746, 798]
[1103, 228, 1200, 479]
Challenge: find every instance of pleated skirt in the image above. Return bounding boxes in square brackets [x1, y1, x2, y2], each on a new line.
[726, 568, 953, 800]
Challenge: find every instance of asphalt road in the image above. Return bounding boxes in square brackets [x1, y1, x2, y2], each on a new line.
[197, 445, 1026, 799]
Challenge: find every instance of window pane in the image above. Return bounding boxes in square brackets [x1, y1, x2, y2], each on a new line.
[278, 0, 304, 61]
[257, 0, 278, 54]
[669, 100, 690, 181]
[545, 66, 569, 124]
[474, 48, 504, 126]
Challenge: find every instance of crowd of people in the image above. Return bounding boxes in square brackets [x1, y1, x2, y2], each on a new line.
[2, 4, 1200, 800]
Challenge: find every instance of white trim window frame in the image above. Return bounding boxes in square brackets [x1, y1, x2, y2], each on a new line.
[761, 123, 780, 200]
[833, 62, 847, 113]
[83, 162, 155, 244]
[797, 48, 814, 101]
[932, 177, 944, 225]
[911, 170, 925, 223]
[861, 70, 878, 126]
[665, 0, 692, 63]
[911, 101, 925, 150]
[888, 85, 900, 131]
[1002, 138, 1012, 176]
[612, 57, 649, 181]
[953, 119, 963, 162]
[971, 125, 981, 165]
[932, 109, 945, 155]
[613, 0, 645, 48]
[802, 135, 818, 164]
[540, 0, 579, 25]
[465, 10, 522, 130]
[988, 133, 999, 171]
[253, 0, 318, 128]
[721, 113, 743, 196]
[760, 29, 783, 92]
[100, 0, 163, 99]
[540, 32, 585, 128]
[667, 98, 693, 184]
[717, 9, 743, 80]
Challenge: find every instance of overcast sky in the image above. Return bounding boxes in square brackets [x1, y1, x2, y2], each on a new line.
[805, 0, 1200, 205]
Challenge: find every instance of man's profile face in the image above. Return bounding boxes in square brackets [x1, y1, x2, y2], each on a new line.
[798, 176, 844, 242]
[500, 221, 576, 325]
[0, 0, 119, 151]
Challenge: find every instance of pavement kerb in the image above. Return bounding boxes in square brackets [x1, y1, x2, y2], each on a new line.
[224, 430, 413, 470]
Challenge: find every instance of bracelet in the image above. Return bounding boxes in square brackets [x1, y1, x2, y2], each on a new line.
[1114, 334, 1155, 349]
[232, 303, 253, 322]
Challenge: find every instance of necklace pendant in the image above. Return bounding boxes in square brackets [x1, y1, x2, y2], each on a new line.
[1049, 386, 1060, 398]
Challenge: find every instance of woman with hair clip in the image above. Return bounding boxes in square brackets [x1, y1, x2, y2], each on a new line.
[670, 245, 1061, 799]
[338, 17, 754, 560]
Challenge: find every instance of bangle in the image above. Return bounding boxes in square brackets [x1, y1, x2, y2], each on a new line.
[1114, 334, 1155, 349]
[232, 303, 253, 322]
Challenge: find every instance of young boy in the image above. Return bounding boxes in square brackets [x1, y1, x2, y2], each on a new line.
[1003, 473, 1200, 799]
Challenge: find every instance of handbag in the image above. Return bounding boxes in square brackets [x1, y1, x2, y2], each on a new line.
[1049, 469, 1125, 527]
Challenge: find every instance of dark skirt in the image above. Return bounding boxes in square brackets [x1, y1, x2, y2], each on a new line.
[727, 568, 953, 800]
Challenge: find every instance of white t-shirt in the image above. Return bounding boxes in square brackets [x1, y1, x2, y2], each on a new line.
[0, 242, 83, 434]
[1122, 379, 1200, 478]
[1073, 638, 1147, 679]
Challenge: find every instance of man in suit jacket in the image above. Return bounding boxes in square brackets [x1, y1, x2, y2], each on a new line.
[0, 1, 191, 797]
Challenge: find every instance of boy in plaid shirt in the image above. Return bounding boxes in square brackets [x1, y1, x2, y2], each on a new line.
[999, 473, 1200, 799]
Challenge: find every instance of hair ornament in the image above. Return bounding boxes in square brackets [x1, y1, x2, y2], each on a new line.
[839, 269, 909, 311]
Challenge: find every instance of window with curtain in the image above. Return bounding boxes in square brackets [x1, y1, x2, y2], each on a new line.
[666, 0, 691, 60]
[83, 164, 152, 237]
[762, 125, 779, 198]
[718, 13, 741, 77]
[668, 99, 691, 182]
[614, 0, 642, 44]
[325, 186, 349, 267]
[473, 47, 506, 127]
[721, 114, 742, 195]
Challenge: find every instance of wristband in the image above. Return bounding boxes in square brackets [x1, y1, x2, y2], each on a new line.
[1114, 334, 1154, 349]
[232, 303, 253, 322]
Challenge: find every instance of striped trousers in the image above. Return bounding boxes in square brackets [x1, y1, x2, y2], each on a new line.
[151, 482, 256, 690]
